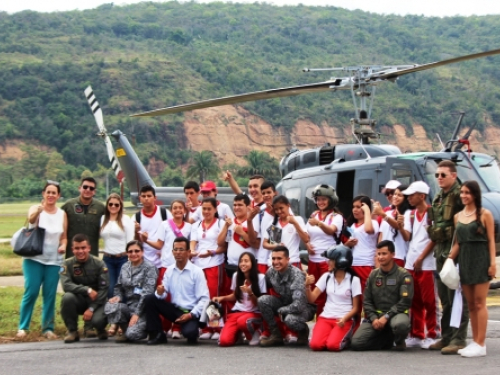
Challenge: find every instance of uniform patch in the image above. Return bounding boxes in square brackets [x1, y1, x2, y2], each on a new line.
[101, 281, 107, 285]
[404, 277, 411, 285]
[345, 289, 352, 296]
[375, 277, 383, 287]
[74, 267, 83, 276]
[74, 204, 84, 214]
[59, 266, 66, 275]
[102, 267, 108, 273]
[89, 209, 98, 214]
[402, 292, 408, 297]
[386, 278, 396, 286]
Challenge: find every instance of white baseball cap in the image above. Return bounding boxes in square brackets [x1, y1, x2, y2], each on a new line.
[382, 180, 401, 193]
[402, 181, 430, 195]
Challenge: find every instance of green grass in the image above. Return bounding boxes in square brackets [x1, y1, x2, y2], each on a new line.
[0, 243, 22, 276]
[0, 287, 65, 339]
[0, 202, 40, 216]
[0, 215, 26, 239]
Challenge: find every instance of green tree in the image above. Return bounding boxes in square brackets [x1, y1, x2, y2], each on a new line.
[45, 151, 66, 181]
[237, 150, 280, 181]
[186, 150, 220, 183]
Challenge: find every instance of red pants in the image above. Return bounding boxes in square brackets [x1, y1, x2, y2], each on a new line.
[157, 267, 172, 332]
[394, 259, 405, 267]
[408, 269, 437, 340]
[307, 261, 329, 316]
[202, 264, 228, 334]
[309, 316, 355, 351]
[218, 312, 262, 346]
[258, 264, 269, 274]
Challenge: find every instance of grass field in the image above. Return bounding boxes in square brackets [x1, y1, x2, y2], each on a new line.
[0, 243, 22, 276]
[0, 287, 66, 341]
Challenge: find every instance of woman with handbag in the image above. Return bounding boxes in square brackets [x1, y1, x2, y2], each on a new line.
[17, 181, 67, 339]
[448, 180, 497, 357]
[100, 193, 135, 335]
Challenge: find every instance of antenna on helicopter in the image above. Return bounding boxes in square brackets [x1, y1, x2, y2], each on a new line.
[443, 112, 465, 151]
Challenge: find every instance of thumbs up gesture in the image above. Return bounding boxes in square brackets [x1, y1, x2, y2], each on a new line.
[305, 273, 315, 286]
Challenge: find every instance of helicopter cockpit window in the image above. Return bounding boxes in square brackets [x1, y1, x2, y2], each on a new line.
[390, 166, 412, 187]
[284, 188, 301, 216]
[303, 152, 316, 165]
[305, 186, 317, 218]
[287, 156, 298, 173]
[470, 154, 500, 192]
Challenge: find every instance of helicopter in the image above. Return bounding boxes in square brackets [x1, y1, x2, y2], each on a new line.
[127, 47, 500, 249]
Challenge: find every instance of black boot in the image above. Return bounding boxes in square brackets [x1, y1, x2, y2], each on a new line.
[147, 331, 167, 345]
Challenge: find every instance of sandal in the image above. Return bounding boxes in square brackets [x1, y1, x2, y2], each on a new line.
[107, 324, 118, 337]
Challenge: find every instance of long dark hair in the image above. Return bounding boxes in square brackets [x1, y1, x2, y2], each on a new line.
[346, 195, 372, 227]
[234, 252, 262, 302]
[101, 193, 124, 232]
[202, 197, 219, 219]
[390, 186, 412, 241]
[461, 180, 483, 233]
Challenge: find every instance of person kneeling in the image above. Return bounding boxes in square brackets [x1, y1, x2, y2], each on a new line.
[214, 252, 266, 346]
[350, 240, 414, 351]
[105, 241, 158, 342]
[306, 245, 361, 351]
[257, 246, 315, 346]
[143, 237, 209, 345]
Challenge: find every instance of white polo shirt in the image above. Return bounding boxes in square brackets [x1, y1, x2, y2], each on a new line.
[404, 210, 436, 271]
[191, 201, 234, 222]
[230, 273, 267, 313]
[379, 209, 409, 261]
[350, 220, 379, 267]
[257, 210, 274, 265]
[226, 216, 261, 266]
[306, 211, 343, 263]
[156, 220, 192, 268]
[190, 219, 225, 269]
[263, 216, 307, 264]
[316, 271, 362, 319]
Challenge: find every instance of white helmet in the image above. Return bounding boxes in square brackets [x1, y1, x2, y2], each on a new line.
[311, 184, 339, 207]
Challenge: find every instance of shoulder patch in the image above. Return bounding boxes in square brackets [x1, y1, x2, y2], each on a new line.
[404, 276, 412, 285]
[102, 267, 108, 273]
[59, 266, 66, 275]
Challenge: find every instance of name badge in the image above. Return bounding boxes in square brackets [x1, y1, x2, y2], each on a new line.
[133, 287, 143, 295]
[386, 279, 397, 286]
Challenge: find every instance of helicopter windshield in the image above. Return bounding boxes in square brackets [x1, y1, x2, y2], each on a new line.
[470, 153, 500, 192]
[422, 157, 487, 197]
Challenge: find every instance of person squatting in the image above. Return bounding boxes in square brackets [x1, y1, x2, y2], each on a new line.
[51, 170, 495, 358]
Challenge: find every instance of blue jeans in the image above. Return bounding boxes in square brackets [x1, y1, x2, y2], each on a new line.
[103, 256, 128, 298]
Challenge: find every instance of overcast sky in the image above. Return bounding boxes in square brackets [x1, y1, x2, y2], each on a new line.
[1, 0, 500, 17]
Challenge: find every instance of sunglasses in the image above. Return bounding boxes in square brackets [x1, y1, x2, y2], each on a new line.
[82, 185, 96, 191]
[127, 249, 142, 254]
[434, 173, 448, 178]
[47, 180, 60, 186]
[108, 203, 120, 208]
[384, 190, 395, 197]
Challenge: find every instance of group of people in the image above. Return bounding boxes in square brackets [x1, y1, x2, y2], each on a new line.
[16, 160, 496, 358]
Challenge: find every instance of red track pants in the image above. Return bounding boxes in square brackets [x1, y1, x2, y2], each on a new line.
[201, 264, 228, 334]
[309, 316, 356, 351]
[218, 312, 262, 346]
[407, 269, 437, 340]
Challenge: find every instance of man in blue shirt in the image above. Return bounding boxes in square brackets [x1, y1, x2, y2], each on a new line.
[143, 236, 209, 345]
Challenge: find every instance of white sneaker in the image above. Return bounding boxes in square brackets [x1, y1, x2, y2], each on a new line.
[43, 331, 58, 340]
[420, 338, 436, 349]
[461, 343, 486, 358]
[405, 337, 422, 348]
[172, 331, 182, 339]
[285, 333, 298, 344]
[166, 329, 173, 338]
[458, 342, 475, 355]
[16, 330, 27, 339]
[199, 332, 212, 340]
[211, 332, 220, 340]
[249, 330, 261, 346]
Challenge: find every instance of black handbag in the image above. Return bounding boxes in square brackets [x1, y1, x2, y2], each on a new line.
[13, 218, 45, 257]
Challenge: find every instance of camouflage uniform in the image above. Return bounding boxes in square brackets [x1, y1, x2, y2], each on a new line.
[60, 255, 109, 332]
[258, 266, 315, 333]
[428, 181, 468, 347]
[61, 197, 105, 258]
[104, 260, 158, 341]
[351, 264, 413, 350]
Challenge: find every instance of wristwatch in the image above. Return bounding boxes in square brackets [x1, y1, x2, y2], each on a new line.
[383, 313, 391, 320]
[88, 307, 95, 313]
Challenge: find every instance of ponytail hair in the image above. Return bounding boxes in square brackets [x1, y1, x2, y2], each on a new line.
[202, 197, 219, 219]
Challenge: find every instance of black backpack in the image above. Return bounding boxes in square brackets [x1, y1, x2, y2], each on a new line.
[135, 207, 168, 224]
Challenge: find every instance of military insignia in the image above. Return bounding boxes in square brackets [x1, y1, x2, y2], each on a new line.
[387, 278, 396, 286]
[375, 277, 382, 287]
[74, 204, 84, 214]
[89, 209, 98, 214]
[101, 281, 107, 285]
[102, 267, 108, 273]
[59, 266, 66, 275]
[74, 267, 83, 276]
[402, 292, 408, 297]
[404, 276, 411, 285]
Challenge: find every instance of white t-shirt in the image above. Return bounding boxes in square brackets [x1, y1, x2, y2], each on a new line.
[351, 220, 379, 267]
[316, 271, 362, 319]
[191, 202, 234, 222]
[379, 209, 408, 261]
[231, 273, 267, 312]
[131, 206, 172, 268]
[404, 210, 436, 271]
[187, 206, 201, 222]
[226, 216, 261, 266]
[263, 216, 307, 264]
[29, 209, 65, 266]
[156, 220, 192, 268]
[257, 210, 274, 265]
[306, 211, 343, 263]
[190, 219, 225, 269]
[100, 215, 135, 255]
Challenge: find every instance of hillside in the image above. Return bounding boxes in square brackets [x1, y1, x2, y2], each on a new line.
[1, 2, 500, 197]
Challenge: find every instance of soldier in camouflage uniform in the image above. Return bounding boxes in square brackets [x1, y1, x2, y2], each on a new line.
[60, 234, 109, 343]
[351, 240, 414, 351]
[105, 241, 158, 342]
[258, 246, 315, 346]
[428, 160, 469, 354]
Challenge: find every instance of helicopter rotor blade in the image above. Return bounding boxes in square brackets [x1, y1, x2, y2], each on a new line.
[371, 48, 500, 81]
[130, 79, 346, 117]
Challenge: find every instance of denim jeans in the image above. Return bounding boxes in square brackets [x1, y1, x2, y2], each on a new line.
[103, 255, 128, 298]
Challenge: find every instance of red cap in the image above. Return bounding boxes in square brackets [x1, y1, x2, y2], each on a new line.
[200, 180, 217, 192]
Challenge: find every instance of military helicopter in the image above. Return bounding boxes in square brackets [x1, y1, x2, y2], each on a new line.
[128, 48, 500, 247]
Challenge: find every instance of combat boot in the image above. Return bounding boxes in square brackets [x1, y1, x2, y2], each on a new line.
[64, 331, 80, 344]
[259, 327, 284, 347]
[97, 330, 108, 340]
[296, 325, 310, 346]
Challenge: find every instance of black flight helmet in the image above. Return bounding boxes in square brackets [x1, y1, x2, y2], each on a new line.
[321, 244, 353, 270]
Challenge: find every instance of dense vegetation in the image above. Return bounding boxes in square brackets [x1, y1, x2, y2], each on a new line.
[1, 2, 500, 198]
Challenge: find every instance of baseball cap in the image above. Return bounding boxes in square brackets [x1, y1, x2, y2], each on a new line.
[200, 180, 217, 192]
[402, 181, 430, 195]
[382, 180, 401, 193]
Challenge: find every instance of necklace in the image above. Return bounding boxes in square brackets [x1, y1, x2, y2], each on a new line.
[464, 208, 476, 217]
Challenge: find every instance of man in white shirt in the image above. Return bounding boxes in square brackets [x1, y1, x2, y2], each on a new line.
[184, 181, 201, 221]
[143, 237, 209, 345]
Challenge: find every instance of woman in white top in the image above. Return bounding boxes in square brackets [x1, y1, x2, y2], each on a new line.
[306, 184, 344, 316]
[17, 181, 67, 339]
[344, 195, 379, 294]
[190, 197, 227, 340]
[214, 252, 267, 346]
[263, 195, 309, 268]
[374, 186, 411, 267]
[306, 245, 361, 351]
[101, 193, 135, 300]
